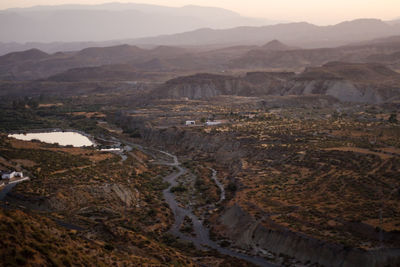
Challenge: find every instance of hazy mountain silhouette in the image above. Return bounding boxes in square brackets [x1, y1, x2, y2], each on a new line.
[230, 36, 400, 69]
[0, 3, 274, 43]
[132, 19, 400, 48]
[259, 40, 297, 51]
[388, 18, 400, 25]
[0, 2, 399, 55]
[2, 34, 400, 81]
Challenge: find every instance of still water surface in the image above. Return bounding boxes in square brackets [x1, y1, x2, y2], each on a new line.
[8, 132, 94, 147]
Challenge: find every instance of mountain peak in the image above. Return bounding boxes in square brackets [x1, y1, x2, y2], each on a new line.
[0, 48, 49, 63]
[334, 18, 388, 28]
[261, 40, 292, 51]
[180, 5, 240, 17]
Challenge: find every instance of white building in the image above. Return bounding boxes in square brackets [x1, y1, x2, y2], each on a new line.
[206, 121, 222, 126]
[185, 121, 196, 126]
[1, 171, 23, 180]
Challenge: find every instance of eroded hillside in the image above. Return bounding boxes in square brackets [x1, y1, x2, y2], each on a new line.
[153, 62, 400, 103]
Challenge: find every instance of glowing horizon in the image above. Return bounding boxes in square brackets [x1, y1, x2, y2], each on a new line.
[0, 0, 399, 25]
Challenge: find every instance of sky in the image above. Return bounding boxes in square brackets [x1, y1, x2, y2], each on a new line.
[1, 0, 399, 25]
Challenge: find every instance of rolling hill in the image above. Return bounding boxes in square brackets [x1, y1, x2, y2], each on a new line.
[1, 34, 400, 82]
[230, 36, 400, 70]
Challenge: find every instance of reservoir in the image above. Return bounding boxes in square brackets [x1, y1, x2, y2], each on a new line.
[8, 131, 95, 147]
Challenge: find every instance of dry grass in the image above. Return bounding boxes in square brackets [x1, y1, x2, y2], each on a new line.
[71, 112, 106, 118]
[8, 138, 113, 162]
[324, 147, 392, 159]
[12, 159, 37, 167]
[38, 103, 63, 108]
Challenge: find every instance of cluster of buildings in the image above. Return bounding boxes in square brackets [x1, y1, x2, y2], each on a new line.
[184, 113, 257, 127]
[185, 120, 223, 126]
[1, 170, 24, 180]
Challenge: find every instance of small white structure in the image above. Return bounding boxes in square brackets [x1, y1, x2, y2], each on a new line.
[1, 171, 23, 180]
[185, 121, 196, 126]
[206, 121, 222, 126]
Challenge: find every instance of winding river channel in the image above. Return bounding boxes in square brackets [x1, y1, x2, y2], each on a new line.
[1, 132, 275, 266]
[157, 150, 275, 267]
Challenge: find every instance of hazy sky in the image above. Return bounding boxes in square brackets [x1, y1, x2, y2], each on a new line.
[1, 0, 399, 24]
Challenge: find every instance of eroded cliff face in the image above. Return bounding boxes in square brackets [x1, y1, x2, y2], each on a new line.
[152, 63, 400, 103]
[217, 205, 400, 267]
[10, 183, 141, 213]
[157, 76, 390, 103]
[153, 73, 256, 100]
[284, 79, 384, 103]
[141, 126, 243, 172]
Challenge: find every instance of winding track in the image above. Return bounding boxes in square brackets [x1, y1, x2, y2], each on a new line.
[157, 150, 275, 267]
[0, 178, 30, 201]
[209, 167, 225, 204]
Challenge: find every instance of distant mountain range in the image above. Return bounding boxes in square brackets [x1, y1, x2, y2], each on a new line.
[0, 3, 274, 43]
[388, 18, 400, 25]
[0, 14, 399, 56]
[230, 36, 400, 70]
[132, 19, 400, 48]
[1, 35, 400, 82]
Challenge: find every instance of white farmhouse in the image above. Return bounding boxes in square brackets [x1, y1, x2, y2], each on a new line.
[1, 171, 23, 180]
[185, 121, 196, 126]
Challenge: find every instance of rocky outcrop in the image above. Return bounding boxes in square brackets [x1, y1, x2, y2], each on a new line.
[31, 183, 141, 212]
[284, 79, 384, 103]
[152, 72, 295, 100]
[284, 62, 400, 103]
[152, 73, 253, 100]
[153, 62, 400, 103]
[218, 205, 400, 267]
[140, 126, 243, 172]
[109, 184, 140, 208]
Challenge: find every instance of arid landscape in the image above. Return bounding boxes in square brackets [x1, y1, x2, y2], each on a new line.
[0, 1, 400, 266]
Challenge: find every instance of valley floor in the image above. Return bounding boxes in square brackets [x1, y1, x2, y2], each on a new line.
[0, 87, 399, 266]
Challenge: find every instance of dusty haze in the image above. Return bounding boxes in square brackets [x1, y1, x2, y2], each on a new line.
[1, 0, 399, 24]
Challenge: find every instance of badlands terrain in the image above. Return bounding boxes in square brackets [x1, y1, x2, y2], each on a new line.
[0, 9, 400, 266]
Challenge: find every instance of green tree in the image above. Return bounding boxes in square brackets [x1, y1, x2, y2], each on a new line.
[388, 113, 398, 123]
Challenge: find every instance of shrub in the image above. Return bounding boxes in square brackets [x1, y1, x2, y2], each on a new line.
[227, 182, 237, 192]
[388, 113, 398, 123]
[21, 248, 35, 259]
[170, 185, 187, 193]
[103, 243, 114, 251]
